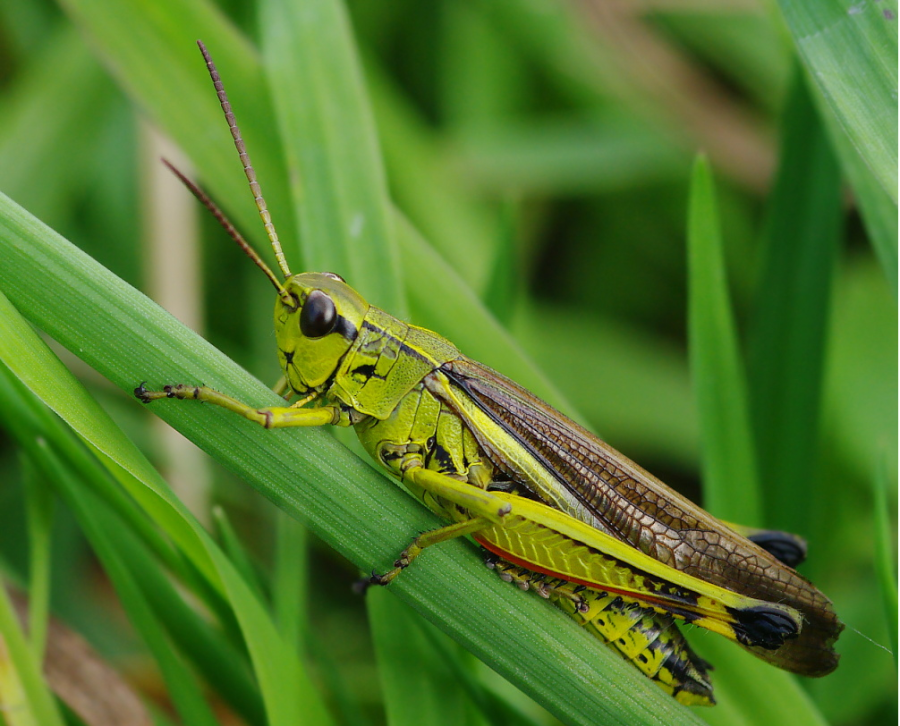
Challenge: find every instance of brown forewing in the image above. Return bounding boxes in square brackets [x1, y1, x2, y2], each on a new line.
[438, 357, 842, 677]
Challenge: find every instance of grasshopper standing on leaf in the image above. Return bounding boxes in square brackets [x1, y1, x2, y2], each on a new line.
[137, 41, 843, 706]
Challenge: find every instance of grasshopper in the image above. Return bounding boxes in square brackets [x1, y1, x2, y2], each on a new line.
[137, 41, 842, 706]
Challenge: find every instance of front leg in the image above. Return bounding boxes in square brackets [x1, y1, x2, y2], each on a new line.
[135, 383, 338, 429]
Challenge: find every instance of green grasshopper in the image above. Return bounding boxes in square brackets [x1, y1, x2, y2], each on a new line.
[137, 41, 842, 706]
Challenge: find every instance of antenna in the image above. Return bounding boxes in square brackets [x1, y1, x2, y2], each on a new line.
[196, 39, 292, 279]
[161, 159, 293, 305]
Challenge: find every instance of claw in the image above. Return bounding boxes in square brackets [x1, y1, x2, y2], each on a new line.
[134, 382, 151, 403]
[352, 570, 386, 595]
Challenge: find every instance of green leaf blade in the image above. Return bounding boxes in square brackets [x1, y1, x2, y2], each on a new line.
[261, 0, 404, 314]
[776, 0, 898, 202]
[0, 578, 66, 726]
[0, 243, 334, 726]
[747, 70, 842, 535]
[687, 155, 761, 524]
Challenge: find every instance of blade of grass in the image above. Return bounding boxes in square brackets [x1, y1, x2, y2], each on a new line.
[0, 366, 266, 726]
[414, 617, 547, 726]
[0, 280, 333, 726]
[694, 639, 828, 726]
[368, 589, 474, 726]
[687, 155, 760, 524]
[746, 69, 841, 535]
[304, 627, 370, 726]
[212, 506, 267, 605]
[774, 0, 898, 202]
[35, 443, 221, 726]
[483, 199, 521, 326]
[0, 580, 66, 726]
[3, 383, 223, 725]
[115, 517, 267, 725]
[363, 49, 496, 292]
[272, 512, 308, 651]
[0, 361, 235, 635]
[686, 157, 830, 726]
[818, 94, 898, 299]
[260, 0, 403, 314]
[22, 458, 53, 663]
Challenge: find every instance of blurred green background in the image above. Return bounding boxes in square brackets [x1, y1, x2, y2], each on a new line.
[0, 0, 895, 725]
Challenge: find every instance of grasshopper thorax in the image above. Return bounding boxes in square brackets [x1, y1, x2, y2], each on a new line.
[275, 272, 370, 396]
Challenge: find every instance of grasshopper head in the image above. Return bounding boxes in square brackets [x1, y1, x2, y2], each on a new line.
[275, 272, 370, 394]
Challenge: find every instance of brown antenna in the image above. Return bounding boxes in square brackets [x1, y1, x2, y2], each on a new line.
[196, 39, 292, 279]
[162, 159, 293, 306]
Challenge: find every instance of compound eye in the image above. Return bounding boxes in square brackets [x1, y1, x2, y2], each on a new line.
[299, 290, 337, 338]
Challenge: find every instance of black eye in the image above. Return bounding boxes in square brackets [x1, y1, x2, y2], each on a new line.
[300, 290, 337, 338]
